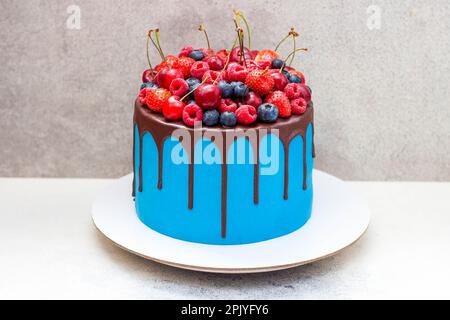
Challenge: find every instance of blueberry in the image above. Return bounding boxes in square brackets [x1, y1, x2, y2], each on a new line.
[186, 99, 196, 106]
[257, 103, 279, 123]
[281, 70, 290, 78]
[140, 82, 159, 90]
[288, 74, 302, 83]
[203, 110, 220, 126]
[186, 77, 201, 90]
[233, 82, 249, 98]
[271, 58, 285, 69]
[220, 111, 237, 127]
[189, 50, 205, 61]
[217, 81, 234, 98]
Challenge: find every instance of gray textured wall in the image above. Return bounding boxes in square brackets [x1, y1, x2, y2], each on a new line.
[0, 0, 449, 180]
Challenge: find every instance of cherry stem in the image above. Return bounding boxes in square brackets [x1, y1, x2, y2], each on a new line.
[146, 31, 154, 74]
[148, 29, 165, 63]
[180, 77, 209, 102]
[289, 36, 296, 67]
[154, 29, 166, 64]
[198, 25, 211, 51]
[274, 34, 290, 52]
[234, 10, 251, 50]
[213, 36, 238, 85]
[280, 48, 308, 72]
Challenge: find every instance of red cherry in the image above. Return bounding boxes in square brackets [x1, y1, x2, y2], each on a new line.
[226, 62, 248, 82]
[190, 61, 210, 80]
[162, 96, 185, 121]
[270, 70, 289, 91]
[194, 84, 222, 110]
[202, 70, 224, 84]
[297, 84, 312, 103]
[236, 105, 257, 125]
[169, 78, 189, 96]
[142, 69, 154, 83]
[243, 92, 263, 108]
[205, 55, 224, 71]
[158, 68, 184, 90]
[230, 47, 252, 63]
[218, 98, 238, 113]
[216, 49, 229, 64]
[182, 103, 203, 127]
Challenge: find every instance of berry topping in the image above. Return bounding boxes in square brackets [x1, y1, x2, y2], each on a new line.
[297, 84, 312, 103]
[157, 68, 184, 90]
[290, 97, 307, 115]
[229, 47, 252, 63]
[203, 109, 220, 126]
[216, 49, 229, 64]
[172, 56, 195, 78]
[169, 78, 189, 96]
[245, 69, 274, 96]
[243, 91, 263, 108]
[288, 70, 306, 84]
[236, 105, 257, 125]
[269, 70, 288, 91]
[146, 88, 171, 113]
[218, 98, 238, 113]
[138, 88, 151, 105]
[182, 103, 203, 127]
[271, 58, 285, 69]
[189, 50, 205, 61]
[233, 82, 249, 98]
[142, 69, 154, 83]
[220, 111, 237, 127]
[284, 83, 302, 99]
[194, 84, 222, 110]
[257, 103, 279, 123]
[205, 55, 224, 71]
[190, 61, 210, 80]
[162, 96, 185, 120]
[254, 49, 278, 63]
[186, 77, 201, 91]
[140, 82, 159, 90]
[265, 91, 291, 118]
[288, 73, 302, 84]
[202, 70, 223, 84]
[226, 62, 249, 82]
[217, 81, 234, 98]
[178, 45, 194, 58]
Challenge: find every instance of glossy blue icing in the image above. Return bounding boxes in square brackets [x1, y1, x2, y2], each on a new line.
[134, 124, 314, 245]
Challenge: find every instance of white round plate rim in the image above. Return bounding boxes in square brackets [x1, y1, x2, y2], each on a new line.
[92, 170, 370, 273]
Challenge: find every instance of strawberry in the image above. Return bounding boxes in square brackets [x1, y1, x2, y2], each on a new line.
[245, 69, 274, 96]
[172, 56, 195, 78]
[254, 49, 279, 63]
[145, 88, 171, 113]
[265, 91, 291, 118]
[155, 55, 178, 72]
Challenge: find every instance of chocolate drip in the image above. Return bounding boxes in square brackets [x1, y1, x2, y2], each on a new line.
[133, 99, 314, 239]
[132, 126, 135, 197]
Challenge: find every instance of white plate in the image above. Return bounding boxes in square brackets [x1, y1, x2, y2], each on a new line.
[92, 170, 370, 273]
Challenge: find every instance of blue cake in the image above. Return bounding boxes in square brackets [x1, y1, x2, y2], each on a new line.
[134, 16, 314, 245]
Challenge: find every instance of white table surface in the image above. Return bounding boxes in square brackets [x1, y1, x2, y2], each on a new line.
[0, 178, 449, 299]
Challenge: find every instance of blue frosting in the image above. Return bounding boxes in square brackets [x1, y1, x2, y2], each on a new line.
[134, 124, 314, 245]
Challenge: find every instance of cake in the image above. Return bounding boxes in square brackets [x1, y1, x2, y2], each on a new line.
[133, 12, 314, 245]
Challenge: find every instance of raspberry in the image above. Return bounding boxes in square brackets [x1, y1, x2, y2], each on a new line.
[172, 57, 195, 78]
[146, 88, 171, 113]
[218, 98, 238, 113]
[245, 69, 274, 96]
[236, 105, 257, 125]
[265, 91, 291, 118]
[182, 103, 203, 127]
[202, 70, 223, 84]
[138, 88, 151, 106]
[226, 62, 248, 82]
[169, 78, 189, 96]
[284, 83, 302, 99]
[290, 98, 307, 115]
[190, 61, 210, 80]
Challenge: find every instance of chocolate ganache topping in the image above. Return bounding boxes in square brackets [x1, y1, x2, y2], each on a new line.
[133, 99, 315, 238]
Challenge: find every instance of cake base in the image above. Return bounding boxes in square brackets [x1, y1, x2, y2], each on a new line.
[92, 170, 370, 273]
